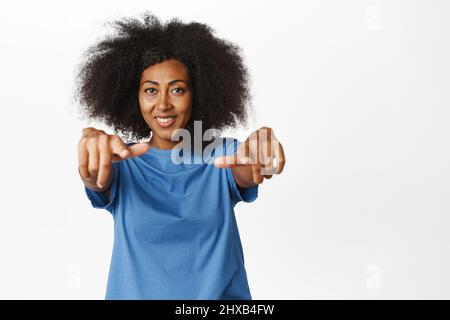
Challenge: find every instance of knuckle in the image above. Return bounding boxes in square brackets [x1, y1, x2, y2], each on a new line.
[92, 130, 104, 138]
[109, 135, 122, 145]
[88, 164, 98, 175]
[110, 134, 121, 142]
[78, 165, 88, 175]
[82, 127, 94, 135]
[83, 128, 106, 139]
[82, 127, 98, 136]
[98, 133, 109, 145]
[79, 163, 88, 169]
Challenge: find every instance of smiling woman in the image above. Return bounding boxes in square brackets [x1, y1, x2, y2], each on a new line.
[75, 11, 251, 143]
[75, 11, 285, 300]
[138, 59, 193, 149]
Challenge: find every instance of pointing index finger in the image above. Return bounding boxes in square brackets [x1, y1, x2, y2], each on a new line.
[109, 137, 130, 161]
[214, 154, 249, 168]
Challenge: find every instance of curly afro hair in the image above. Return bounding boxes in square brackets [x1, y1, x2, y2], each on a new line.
[75, 11, 253, 142]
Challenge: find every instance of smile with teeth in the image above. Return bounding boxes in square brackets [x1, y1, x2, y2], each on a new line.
[155, 115, 177, 127]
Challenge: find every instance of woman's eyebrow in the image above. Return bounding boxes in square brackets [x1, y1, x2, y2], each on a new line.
[141, 79, 187, 86]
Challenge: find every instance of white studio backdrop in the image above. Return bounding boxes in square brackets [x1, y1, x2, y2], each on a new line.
[0, 0, 449, 299]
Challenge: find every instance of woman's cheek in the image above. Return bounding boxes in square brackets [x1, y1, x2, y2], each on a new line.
[140, 97, 154, 113]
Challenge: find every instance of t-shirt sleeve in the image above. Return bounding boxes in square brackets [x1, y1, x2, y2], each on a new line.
[224, 138, 259, 204]
[84, 161, 120, 214]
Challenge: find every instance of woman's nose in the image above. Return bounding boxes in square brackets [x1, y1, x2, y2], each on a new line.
[156, 91, 171, 111]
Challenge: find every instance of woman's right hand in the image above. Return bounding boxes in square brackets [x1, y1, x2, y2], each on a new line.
[78, 127, 150, 190]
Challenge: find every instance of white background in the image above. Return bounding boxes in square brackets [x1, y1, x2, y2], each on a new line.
[0, 0, 449, 299]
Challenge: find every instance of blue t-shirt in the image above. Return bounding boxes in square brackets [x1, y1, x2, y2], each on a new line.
[84, 138, 258, 299]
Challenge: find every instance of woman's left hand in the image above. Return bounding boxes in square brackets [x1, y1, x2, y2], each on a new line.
[214, 127, 286, 187]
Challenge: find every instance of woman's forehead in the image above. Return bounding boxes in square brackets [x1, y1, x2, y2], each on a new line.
[140, 59, 189, 82]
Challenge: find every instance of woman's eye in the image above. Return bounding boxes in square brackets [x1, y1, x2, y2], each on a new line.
[145, 88, 157, 94]
[171, 87, 185, 94]
[145, 87, 185, 95]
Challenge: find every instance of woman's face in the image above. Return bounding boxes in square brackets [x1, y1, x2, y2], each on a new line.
[139, 59, 193, 149]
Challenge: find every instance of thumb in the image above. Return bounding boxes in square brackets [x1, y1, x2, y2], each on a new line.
[126, 143, 150, 158]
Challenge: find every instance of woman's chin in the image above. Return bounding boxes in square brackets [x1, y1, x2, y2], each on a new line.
[151, 129, 179, 142]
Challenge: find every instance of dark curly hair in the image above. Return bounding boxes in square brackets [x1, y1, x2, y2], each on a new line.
[74, 11, 253, 142]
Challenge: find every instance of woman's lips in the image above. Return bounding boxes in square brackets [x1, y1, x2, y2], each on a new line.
[154, 116, 177, 128]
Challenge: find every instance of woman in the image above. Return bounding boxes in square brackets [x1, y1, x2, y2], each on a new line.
[76, 12, 286, 300]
